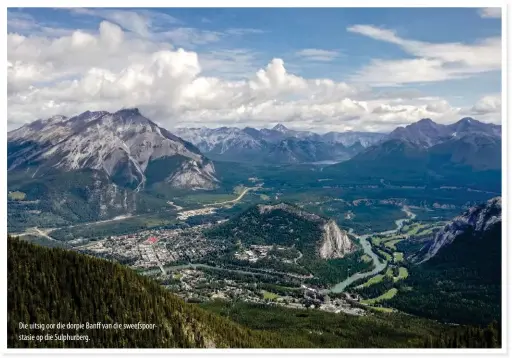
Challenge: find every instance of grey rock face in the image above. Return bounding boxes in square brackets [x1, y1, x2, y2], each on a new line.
[416, 197, 501, 263]
[8, 109, 218, 190]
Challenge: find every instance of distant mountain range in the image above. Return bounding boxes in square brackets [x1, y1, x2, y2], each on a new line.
[173, 124, 385, 164]
[7, 111, 502, 230]
[326, 117, 501, 190]
[174, 118, 500, 167]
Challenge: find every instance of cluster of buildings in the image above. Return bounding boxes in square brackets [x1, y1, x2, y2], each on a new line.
[234, 245, 274, 262]
[177, 207, 217, 220]
[234, 245, 299, 265]
[76, 224, 223, 270]
[159, 266, 365, 316]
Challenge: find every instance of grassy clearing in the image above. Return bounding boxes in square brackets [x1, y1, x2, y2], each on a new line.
[374, 234, 406, 247]
[396, 267, 409, 281]
[142, 217, 176, 227]
[368, 306, 394, 313]
[385, 267, 394, 277]
[385, 239, 404, 250]
[377, 249, 393, 262]
[262, 290, 280, 300]
[360, 274, 384, 288]
[360, 254, 372, 263]
[416, 224, 445, 236]
[393, 252, 404, 263]
[8, 191, 26, 200]
[361, 288, 398, 305]
[404, 223, 429, 236]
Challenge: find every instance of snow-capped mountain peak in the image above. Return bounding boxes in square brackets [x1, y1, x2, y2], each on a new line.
[272, 123, 289, 133]
[173, 125, 385, 164]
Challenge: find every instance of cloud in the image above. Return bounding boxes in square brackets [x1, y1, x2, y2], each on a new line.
[8, 10, 75, 37]
[225, 28, 265, 36]
[296, 49, 340, 62]
[198, 49, 260, 78]
[478, 7, 502, 19]
[68, 8, 180, 37]
[347, 24, 501, 85]
[158, 28, 223, 46]
[468, 94, 501, 115]
[7, 18, 501, 133]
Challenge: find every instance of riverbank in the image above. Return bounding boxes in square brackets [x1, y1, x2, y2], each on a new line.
[326, 206, 416, 293]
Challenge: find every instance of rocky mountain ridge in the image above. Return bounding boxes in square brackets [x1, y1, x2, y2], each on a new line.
[8, 108, 219, 190]
[387, 117, 501, 148]
[415, 196, 501, 263]
[173, 124, 385, 164]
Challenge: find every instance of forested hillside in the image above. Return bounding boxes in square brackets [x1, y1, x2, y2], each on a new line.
[388, 222, 501, 326]
[8, 237, 501, 349]
[7, 237, 286, 348]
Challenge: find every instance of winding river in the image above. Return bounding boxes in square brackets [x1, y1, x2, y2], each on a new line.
[144, 206, 417, 294]
[326, 207, 416, 293]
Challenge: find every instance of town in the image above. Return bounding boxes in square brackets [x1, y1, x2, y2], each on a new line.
[75, 224, 225, 270]
[153, 265, 366, 316]
[74, 223, 367, 316]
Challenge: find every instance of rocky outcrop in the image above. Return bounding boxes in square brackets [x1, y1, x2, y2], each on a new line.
[257, 203, 354, 259]
[318, 220, 354, 259]
[167, 161, 218, 190]
[415, 197, 501, 263]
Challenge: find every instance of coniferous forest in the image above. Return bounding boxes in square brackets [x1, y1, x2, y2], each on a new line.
[7, 236, 501, 348]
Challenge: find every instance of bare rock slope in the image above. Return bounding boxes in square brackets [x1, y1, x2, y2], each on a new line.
[8, 108, 218, 190]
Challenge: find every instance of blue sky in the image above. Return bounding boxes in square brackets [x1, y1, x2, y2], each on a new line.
[7, 7, 502, 132]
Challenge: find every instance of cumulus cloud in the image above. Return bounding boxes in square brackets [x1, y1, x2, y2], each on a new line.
[7, 19, 501, 133]
[347, 25, 501, 86]
[469, 94, 501, 115]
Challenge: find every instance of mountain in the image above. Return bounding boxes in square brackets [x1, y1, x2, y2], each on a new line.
[203, 202, 367, 287]
[7, 109, 220, 230]
[428, 132, 502, 171]
[388, 198, 501, 325]
[414, 197, 501, 263]
[322, 131, 386, 147]
[387, 117, 501, 148]
[448, 117, 502, 138]
[173, 127, 270, 163]
[327, 117, 502, 190]
[174, 125, 384, 164]
[207, 203, 354, 260]
[387, 118, 453, 147]
[267, 138, 353, 164]
[8, 109, 219, 191]
[7, 237, 289, 348]
[272, 123, 290, 133]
